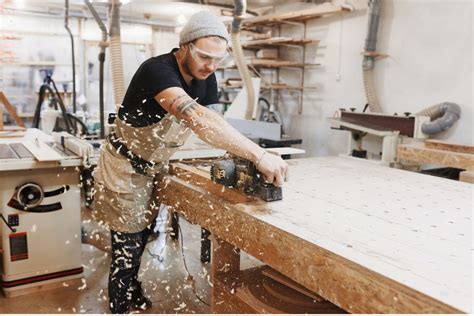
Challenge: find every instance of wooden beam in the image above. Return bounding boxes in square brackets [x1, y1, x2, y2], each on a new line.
[242, 3, 350, 27]
[242, 37, 318, 49]
[398, 143, 474, 170]
[0, 109, 4, 130]
[0, 91, 25, 129]
[425, 139, 474, 155]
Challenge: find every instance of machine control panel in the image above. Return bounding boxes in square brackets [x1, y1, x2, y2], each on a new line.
[8, 214, 19, 226]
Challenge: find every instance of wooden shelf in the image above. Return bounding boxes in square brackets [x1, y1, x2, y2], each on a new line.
[222, 60, 320, 69]
[241, 3, 352, 28]
[241, 37, 319, 49]
[219, 83, 317, 91]
[220, 2, 351, 113]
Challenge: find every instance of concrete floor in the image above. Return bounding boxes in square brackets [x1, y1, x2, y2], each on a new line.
[0, 217, 258, 314]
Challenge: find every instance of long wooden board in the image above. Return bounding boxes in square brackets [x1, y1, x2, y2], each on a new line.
[425, 139, 474, 155]
[0, 91, 25, 128]
[159, 157, 472, 313]
[242, 3, 350, 27]
[398, 142, 474, 170]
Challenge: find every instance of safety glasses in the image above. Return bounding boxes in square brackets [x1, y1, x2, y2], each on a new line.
[189, 42, 229, 66]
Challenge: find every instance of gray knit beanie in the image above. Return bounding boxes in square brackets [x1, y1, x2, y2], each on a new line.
[179, 11, 230, 45]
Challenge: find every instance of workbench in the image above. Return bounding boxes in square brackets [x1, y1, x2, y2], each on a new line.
[158, 156, 472, 313]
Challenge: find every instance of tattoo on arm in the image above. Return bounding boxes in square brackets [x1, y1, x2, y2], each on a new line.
[176, 98, 199, 114]
[169, 94, 187, 108]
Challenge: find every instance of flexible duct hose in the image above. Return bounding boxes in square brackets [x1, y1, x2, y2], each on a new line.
[232, 0, 255, 120]
[362, 0, 382, 113]
[416, 102, 461, 135]
[109, 1, 125, 110]
[362, 69, 381, 113]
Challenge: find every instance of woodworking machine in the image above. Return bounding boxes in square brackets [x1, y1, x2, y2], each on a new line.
[0, 129, 94, 296]
[329, 110, 430, 165]
[210, 156, 282, 202]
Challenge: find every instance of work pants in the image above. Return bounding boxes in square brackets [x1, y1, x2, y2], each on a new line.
[108, 223, 155, 313]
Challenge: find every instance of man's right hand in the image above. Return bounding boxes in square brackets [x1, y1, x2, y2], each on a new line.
[255, 151, 289, 187]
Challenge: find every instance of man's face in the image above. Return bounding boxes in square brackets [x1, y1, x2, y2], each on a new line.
[184, 37, 227, 80]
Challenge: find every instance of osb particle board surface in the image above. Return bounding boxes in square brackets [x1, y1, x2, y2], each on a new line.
[244, 156, 472, 313]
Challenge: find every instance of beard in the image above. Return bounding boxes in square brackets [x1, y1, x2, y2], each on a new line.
[184, 52, 212, 80]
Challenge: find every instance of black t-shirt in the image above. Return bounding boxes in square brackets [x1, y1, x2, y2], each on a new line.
[118, 48, 219, 127]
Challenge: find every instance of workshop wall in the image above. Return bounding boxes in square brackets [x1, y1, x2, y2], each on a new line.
[277, 0, 473, 157]
[82, 19, 153, 116]
[0, 14, 81, 116]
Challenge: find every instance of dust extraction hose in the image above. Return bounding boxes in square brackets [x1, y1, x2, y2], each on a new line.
[232, 0, 255, 120]
[416, 102, 461, 135]
[362, 0, 382, 113]
[109, 1, 126, 110]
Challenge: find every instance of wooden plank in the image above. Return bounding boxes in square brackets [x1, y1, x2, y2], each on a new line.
[247, 59, 309, 68]
[266, 147, 305, 156]
[0, 91, 26, 128]
[256, 48, 278, 59]
[0, 130, 27, 138]
[398, 143, 474, 170]
[0, 108, 3, 130]
[22, 140, 64, 161]
[425, 139, 474, 155]
[242, 37, 317, 49]
[158, 157, 472, 313]
[213, 266, 345, 313]
[242, 3, 350, 27]
[459, 170, 474, 184]
[261, 266, 323, 302]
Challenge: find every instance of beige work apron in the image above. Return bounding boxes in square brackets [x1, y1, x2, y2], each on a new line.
[92, 114, 191, 233]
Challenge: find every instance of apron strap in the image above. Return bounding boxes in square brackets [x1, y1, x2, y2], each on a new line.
[107, 133, 155, 175]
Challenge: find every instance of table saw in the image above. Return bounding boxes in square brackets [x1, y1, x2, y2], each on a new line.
[0, 129, 91, 297]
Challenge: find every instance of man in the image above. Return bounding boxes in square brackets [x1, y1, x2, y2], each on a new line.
[92, 10, 288, 313]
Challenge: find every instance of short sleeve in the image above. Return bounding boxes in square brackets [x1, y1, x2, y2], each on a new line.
[138, 60, 183, 98]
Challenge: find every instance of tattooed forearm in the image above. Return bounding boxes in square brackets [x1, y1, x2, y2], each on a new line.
[176, 98, 199, 114]
[169, 94, 187, 108]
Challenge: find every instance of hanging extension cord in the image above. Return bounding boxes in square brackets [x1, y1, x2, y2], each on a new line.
[177, 222, 210, 307]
